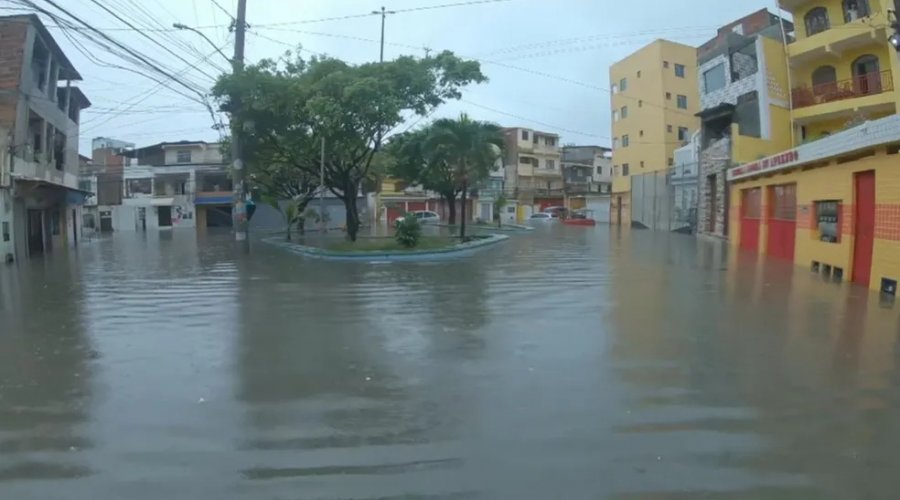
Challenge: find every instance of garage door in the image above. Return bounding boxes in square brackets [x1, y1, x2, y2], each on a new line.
[586, 199, 611, 223]
[740, 188, 761, 252]
[767, 184, 796, 261]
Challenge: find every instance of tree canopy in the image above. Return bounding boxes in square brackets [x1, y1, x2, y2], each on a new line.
[212, 51, 487, 240]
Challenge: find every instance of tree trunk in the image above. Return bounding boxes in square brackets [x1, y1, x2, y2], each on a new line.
[285, 223, 292, 241]
[298, 218, 306, 236]
[446, 196, 457, 225]
[460, 179, 468, 240]
[344, 195, 361, 241]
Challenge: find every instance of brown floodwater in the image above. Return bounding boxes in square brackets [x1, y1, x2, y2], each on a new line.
[1, 226, 899, 499]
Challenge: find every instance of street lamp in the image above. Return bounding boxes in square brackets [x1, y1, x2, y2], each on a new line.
[891, 32, 900, 51]
[172, 23, 232, 64]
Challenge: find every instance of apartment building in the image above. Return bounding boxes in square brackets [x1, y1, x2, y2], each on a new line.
[502, 127, 563, 220]
[609, 39, 700, 227]
[0, 15, 91, 263]
[695, 9, 794, 238]
[562, 145, 612, 221]
[727, 0, 900, 293]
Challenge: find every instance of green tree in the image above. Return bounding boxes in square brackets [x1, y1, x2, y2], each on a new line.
[213, 51, 486, 241]
[387, 128, 463, 224]
[493, 193, 508, 227]
[425, 114, 503, 240]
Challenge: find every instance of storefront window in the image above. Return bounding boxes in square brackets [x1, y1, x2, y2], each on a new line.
[816, 200, 840, 243]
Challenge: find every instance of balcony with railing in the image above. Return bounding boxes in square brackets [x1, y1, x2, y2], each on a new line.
[791, 70, 895, 120]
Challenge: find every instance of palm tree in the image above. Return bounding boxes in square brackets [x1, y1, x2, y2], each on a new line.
[425, 114, 503, 240]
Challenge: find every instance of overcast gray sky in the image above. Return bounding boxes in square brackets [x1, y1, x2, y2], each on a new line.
[11, 0, 783, 154]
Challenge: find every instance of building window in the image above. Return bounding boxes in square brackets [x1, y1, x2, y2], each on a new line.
[771, 184, 797, 221]
[677, 95, 688, 109]
[596, 166, 602, 176]
[521, 130, 529, 141]
[703, 63, 727, 94]
[545, 137, 556, 147]
[621, 106, 628, 118]
[126, 178, 152, 197]
[640, 161, 645, 168]
[638, 100, 643, 107]
[736, 91, 761, 138]
[843, 0, 870, 22]
[675, 63, 686, 78]
[613, 110, 620, 122]
[666, 92, 672, 100]
[622, 164, 630, 176]
[816, 200, 841, 243]
[613, 164, 618, 175]
[668, 157, 674, 166]
[667, 124, 673, 133]
[613, 137, 619, 149]
[805, 7, 830, 36]
[31, 38, 50, 92]
[611, 84, 618, 94]
[176, 150, 192, 163]
[663, 61, 669, 68]
[545, 159, 555, 170]
[678, 127, 689, 141]
[639, 130, 644, 137]
[619, 78, 628, 92]
[1, 221, 8, 242]
[637, 70, 642, 78]
[622, 135, 630, 147]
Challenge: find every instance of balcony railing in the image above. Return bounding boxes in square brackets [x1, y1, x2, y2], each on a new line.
[792, 70, 893, 109]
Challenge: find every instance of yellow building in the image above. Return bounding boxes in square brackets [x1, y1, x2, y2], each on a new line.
[784, 0, 900, 141]
[609, 40, 700, 226]
[725, 0, 900, 294]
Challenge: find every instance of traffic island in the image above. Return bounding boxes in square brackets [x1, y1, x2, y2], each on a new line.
[262, 233, 509, 261]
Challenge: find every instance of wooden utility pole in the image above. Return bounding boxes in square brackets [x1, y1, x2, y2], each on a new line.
[232, 0, 249, 249]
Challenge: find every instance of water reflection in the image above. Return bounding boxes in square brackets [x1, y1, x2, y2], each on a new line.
[0, 228, 898, 498]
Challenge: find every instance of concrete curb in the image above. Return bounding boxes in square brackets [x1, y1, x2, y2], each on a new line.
[436, 223, 534, 233]
[262, 234, 510, 262]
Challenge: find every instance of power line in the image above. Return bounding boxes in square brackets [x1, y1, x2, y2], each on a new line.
[209, 0, 235, 20]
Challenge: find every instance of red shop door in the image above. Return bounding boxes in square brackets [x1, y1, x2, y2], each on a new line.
[852, 171, 875, 287]
[740, 188, 761, 252]
[767, 184, 797, 261]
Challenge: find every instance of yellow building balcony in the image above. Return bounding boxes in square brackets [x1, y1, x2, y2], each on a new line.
[788, 24, 889, 65]
[791, 70, 895, 123]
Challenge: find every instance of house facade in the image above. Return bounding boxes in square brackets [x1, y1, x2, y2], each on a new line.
[0, 15, 91, 263]
[695, 9, 794, 239]
[562, 145, 612, 222]
[502, 127, 563, 220]
[726, 0, 900, 294]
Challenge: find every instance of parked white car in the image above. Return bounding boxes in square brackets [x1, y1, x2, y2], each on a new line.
[395, 210, 441, 226]
[528, 212, 555, 221]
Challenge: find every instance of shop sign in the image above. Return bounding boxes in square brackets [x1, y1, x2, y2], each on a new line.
[729, 150, 800, 180]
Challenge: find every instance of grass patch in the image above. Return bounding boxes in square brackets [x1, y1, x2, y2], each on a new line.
[328, 237, 459, 253]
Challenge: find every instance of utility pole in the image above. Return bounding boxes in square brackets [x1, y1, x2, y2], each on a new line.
[231, 0, 249, 249]
[371, 6, 396, 62]
[320, 137, 326, 233]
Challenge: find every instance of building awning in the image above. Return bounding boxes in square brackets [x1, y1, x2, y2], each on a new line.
[151, 197, 174, 206]
[696, 103, 735, 120]
[194, 195, 233, 205]
[12, 177, 93, 205]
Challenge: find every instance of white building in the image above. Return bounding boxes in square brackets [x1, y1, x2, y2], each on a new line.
[82, 141, 232, 232]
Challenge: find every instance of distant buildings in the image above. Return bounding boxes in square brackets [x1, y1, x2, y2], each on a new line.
[562, 145, 612, 221]
[80, 140, 232, 232]
[0, 14, 91, 263]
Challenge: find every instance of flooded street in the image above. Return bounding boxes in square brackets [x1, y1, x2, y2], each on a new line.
[2, 226, 900, 499]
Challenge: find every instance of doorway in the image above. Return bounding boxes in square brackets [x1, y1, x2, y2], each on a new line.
[740, 187, 762, 252]
[852, 171, 875, 287]
[707, 175, 717, 233]
[766, 183, 797, 260]
[157, 206, 172, 227]
[852, 55, 881, 94]
[27, 209, 44, 256]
